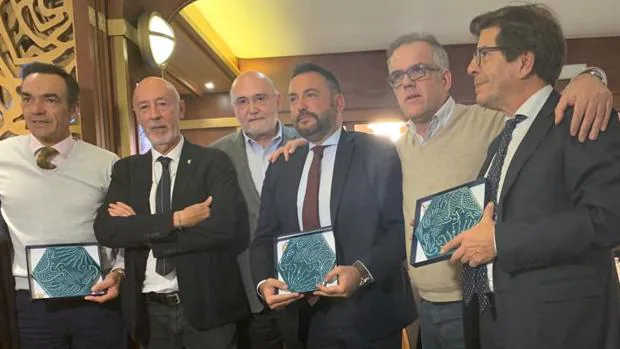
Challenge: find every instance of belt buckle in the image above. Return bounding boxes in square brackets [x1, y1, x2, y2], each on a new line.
[165, 293, 180, 306]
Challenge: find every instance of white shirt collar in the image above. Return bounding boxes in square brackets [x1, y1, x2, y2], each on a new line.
[30, 134, 76, 157]
[309, 127, 342, 150]
[513, 85, 553, 121]
[407, 97, 456, 144]
[242, 121, 283, 148]
[151, 136, 184, 164]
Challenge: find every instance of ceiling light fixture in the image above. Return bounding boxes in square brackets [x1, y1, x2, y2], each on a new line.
[137, 12, 176, 68]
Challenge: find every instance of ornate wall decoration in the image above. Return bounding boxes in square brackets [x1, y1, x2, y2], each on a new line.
[0, 0, 77, 140]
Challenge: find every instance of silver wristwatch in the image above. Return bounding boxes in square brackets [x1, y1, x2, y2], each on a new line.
[582, 67, 608, 86]
[353, 260, 373, 288]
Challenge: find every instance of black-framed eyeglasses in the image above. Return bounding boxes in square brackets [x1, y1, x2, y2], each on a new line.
[388, 63, 441, 88]
[472, 46, 507, 66]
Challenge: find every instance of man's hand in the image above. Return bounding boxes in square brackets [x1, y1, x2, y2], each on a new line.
[108, 202, 135, 217]
[175, 196, 213, 228]
[556, 72, 614, 142]
[441, 203, 497, 267]
[313, 266, 361, 298]
[269, 138, 307, 163]
[84, 269, 123, 303]
[259, 278, 303, 310]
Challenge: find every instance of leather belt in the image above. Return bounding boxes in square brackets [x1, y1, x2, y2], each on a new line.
[146, 291, 181, 306]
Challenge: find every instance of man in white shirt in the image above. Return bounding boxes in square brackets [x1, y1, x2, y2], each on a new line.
[0, 62, 125, 348]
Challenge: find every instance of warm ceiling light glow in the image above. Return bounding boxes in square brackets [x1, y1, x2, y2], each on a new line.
[366, 121, 406, 142]
[138, 12, 176, 68]
[205, 82, 215, 90]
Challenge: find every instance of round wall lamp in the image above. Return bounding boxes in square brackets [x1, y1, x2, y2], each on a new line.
[137, 12, 176, 68]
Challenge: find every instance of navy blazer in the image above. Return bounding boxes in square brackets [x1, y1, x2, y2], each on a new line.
[474, 91, 620, 349]
[251, 130, 416, 344]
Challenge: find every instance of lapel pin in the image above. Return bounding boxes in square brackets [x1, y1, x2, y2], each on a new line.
[187, 159, 192, 165]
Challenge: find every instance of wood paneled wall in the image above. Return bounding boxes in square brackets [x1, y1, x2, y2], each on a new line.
[184, 93, 233, 120]
[238, 37, 620, 111]
[183, 127, 237, 146]
[75, 0, 118, 149]
[566, 37, 620, 105]
[182, 36, 620, 144]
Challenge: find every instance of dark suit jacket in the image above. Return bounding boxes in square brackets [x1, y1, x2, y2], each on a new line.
[477, 91, 620, 349]
[210, 125, 297, 313]
[94, 140, 250, 345]
[0, 202, 19, 349]
[251, 130, 416, 345]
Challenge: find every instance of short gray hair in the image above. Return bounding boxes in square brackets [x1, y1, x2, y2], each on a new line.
[386, 32, 450, 70]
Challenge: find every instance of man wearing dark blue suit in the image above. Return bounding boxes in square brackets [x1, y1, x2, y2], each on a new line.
[441, 5, 620, 349]
[250, 62, 415, 349]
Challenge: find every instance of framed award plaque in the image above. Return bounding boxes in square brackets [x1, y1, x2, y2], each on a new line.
[274, 226, 338, 293]
[411, 178, 489, 267]
[26, 243, 104, 300]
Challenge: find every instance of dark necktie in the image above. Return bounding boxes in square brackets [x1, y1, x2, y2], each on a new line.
[302, 146, 326, 230]
[155, 156, 174, 276]
[462, 114, 526, 313]
[36, 147, 59, 169]
[301, 146, 326, 307]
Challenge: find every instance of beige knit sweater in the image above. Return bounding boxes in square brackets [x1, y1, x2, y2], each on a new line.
[396, 104, 504, 302]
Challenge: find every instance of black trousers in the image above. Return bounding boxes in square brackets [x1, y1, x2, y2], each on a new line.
[146, 300, 236, 349]
[307, 325, 401, 349]
[15, 290, 126, 349]
[237, 308, 284, 349]
[463, 293, 504, 349]
[302, 301, 402, 349]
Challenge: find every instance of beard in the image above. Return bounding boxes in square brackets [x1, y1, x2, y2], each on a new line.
[294, 108, 335, 143]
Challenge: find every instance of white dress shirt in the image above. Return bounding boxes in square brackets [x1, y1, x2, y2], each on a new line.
[255, 129, 342, 294]
[243, 122, 283, 195]
[296, 129, 341, 230]
[407, 97, 456, 145]
[486, 85, 553, 291]
[30, 134, 75, 167]
[142, 137, 185, 293]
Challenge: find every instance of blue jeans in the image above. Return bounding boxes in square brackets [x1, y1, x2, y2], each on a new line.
[418, 298, 466, 349]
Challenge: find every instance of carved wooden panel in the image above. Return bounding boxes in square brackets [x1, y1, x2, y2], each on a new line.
[0, 0, 77, 140]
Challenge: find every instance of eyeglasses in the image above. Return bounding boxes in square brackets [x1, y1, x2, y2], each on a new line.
[233, 93, 272, 108]
[388, 63, 441, 88]
[472, 46, 507, 67]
